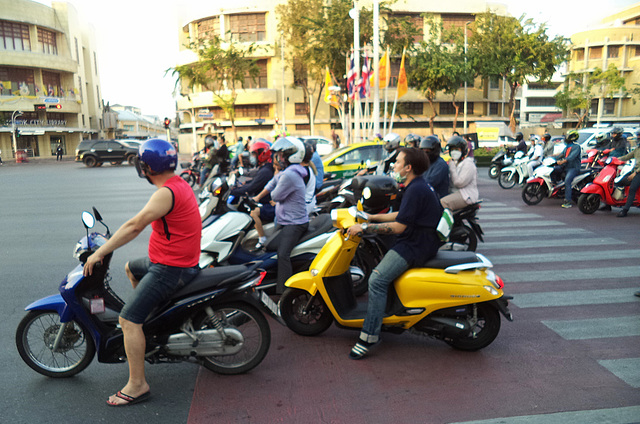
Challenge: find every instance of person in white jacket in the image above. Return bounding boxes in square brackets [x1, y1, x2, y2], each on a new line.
[440, 136, 479, 211]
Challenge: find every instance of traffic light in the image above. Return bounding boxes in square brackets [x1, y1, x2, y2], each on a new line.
[48, 104, 62, 109]
[163, 118, 171, 129]
[15, 129, 21, 138]
[34, 104, 46, 111]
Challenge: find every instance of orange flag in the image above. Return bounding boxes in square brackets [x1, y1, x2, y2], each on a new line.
[397, 48, 408, 98]
[371, 47, 390, 89]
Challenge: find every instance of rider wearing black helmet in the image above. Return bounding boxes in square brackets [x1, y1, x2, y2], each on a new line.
[440, 136, 479, 211]
[552, 130, 582, 208]
[84, 139, 201, 406]
[542, 132, 555, 157]
[404, 133, 421, 149]
[610, 127, 629, 157]
[515, 132, 527, 154]
[419, 135, 449, 198]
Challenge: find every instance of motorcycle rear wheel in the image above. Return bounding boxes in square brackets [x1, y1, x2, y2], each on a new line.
[180, 171, 197, 188]
[196, 303, 270, 375]
[441, 224, 477, 252]
[488, 165, 500, 179]
[498, 171, 516, 189]
[577, 193, 600, 214]
[280, 288, 334, 336]
[522, 182, 547, 205]
[444, 303, 501, 351]
[16, 310, 95, 378]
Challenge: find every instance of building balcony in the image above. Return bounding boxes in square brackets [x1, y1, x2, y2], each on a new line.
[177, 88, 277, 110]
[1, 50, 78, 74]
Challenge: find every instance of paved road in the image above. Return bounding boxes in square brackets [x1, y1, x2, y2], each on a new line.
[1, 162, 638, 423]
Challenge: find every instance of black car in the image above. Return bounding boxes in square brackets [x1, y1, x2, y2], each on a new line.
[75, 139, 138, 167]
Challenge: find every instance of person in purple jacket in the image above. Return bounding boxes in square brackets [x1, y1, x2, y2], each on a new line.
[261, 137, 309, 294]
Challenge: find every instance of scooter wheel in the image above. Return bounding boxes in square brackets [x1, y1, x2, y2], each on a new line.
[488, 165, 499, 179]
[444, 302, 501, 351]
[522, 182, 547, 205]
[441, 224, 478, 252]
[180, 171, 197, 187]
[498, 171, 516, 189]
[577, 193, 600, 214]
[16, 310, 95, 378]
[280, 289, 334, 336]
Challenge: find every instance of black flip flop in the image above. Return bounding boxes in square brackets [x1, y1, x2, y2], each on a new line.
[107, 390, 150, 407]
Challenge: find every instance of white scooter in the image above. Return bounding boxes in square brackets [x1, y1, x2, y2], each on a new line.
[498, 151, 531, 189]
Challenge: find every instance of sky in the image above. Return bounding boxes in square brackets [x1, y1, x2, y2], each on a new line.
[34, 0, 639, 121]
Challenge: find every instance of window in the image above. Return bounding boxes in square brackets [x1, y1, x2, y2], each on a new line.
[37, 27, 57, 55]
[334, 146, 383, 166]
[236, 104, 269, 118]
[441, 13, 475, 35]
[489, 102, 500, 115]
[607, 46, 620, 58]
[400, 102, 423, 115]
[295, 102, 309, 116]
[527, 97, 557, 107]
[590, 99, 598, 115]
[635, 46, 640, 57]
[0, 20, 31, 51]
[0, 66, 35, 96]
[243, 59, 268, 88]
[228, 13, 266, 42]
[575, 48, 585, 61]
[75, 38, 79, 63]
[439, 102, 457, 115]
[42, 71, 61, 96]
[390, 13, 423, 43]
[604, 98, 615, 115]
[589, 46, 602, 59]
[197, 16, 220, 40]
[528, 82, 561, 90]
[489, 76, 500, 89]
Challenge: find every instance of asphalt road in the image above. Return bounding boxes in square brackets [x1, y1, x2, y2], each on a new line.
[1, 161, 638, 424]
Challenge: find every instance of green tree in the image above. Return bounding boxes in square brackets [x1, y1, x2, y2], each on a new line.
[168, 35, 260, 141]
[469, 12, 568, 132]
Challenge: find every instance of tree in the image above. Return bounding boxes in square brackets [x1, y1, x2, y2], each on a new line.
[556, 65, 626, 129]
[408, 15, 472, 134]
[168, 35, 260, 141]
[469, 12, 568, 132]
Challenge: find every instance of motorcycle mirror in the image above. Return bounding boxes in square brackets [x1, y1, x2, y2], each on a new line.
[92, 207, 103, 222]
[82, 211, 95, 229]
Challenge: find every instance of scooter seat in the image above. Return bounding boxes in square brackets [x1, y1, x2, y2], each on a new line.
[264, 213, 334, 251]
[171, 264, 254, 299]
[422, 251, 479, 269]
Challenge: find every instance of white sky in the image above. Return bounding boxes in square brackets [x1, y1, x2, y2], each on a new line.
[33, 0, 639, 120]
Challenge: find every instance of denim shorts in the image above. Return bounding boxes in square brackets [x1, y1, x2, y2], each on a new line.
[120, 257, 200, 324]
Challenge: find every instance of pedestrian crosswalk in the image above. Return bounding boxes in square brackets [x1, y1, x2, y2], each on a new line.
[466, 195, 640, 420]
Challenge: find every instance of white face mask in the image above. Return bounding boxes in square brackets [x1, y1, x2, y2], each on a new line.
[450, 150, 462, 161]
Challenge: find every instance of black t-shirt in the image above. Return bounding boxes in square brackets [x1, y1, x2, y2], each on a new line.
[392, 177, 443, 266]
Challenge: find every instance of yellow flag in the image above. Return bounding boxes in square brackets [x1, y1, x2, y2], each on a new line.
[372, 48, 391, 89]
[323, 67, 332, 104]
[397, 48, 408, 98]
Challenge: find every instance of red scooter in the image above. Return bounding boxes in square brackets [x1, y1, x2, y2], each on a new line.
[577, 155, 639, 214]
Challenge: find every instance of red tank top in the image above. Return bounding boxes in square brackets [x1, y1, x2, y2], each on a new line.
[148, 176, 201, 267]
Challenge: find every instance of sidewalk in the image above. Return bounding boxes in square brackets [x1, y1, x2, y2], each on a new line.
[1, 156, 75, 166]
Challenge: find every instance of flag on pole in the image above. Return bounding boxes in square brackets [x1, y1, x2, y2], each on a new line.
[359, 56, 370, 99]
[372, 47, 391, 89]
[346, 53, 357, 101]
[324, 67, 332, 104]
[397, 48, 408, 98]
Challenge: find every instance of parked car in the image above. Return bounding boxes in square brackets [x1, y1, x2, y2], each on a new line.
[300, 136, 334, 156]
[75, 139, 138, 167]
[322, 142, 385, 178]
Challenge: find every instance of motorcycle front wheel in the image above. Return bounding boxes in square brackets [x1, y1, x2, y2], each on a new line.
[280, 288, 334, 336]
[522, 182, 547, 205]
[577, 193, 601, 214]
[498, 171, 517, 189]
[445, 303, 501, 351]
[16, 310, 95, 378]
[195, 303, 270, 375]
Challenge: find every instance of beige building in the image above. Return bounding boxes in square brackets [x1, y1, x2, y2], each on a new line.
[175, 0, 511, 153]
[564, 2, 640, 126]
[0, 0, 103, 159]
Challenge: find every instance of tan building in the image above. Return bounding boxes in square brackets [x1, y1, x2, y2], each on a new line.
[0, 0, 103, 160]
[175, 0, 511, 153]
[564, 2, 640, 126]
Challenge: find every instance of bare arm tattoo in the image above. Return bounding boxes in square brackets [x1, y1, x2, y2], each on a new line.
[368, 223, 394, 234]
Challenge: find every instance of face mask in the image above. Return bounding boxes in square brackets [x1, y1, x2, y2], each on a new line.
[450, 150, 462, 161]
[390, 170, 407, 183]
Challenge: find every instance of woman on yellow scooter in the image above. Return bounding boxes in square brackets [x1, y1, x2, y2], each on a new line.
[346, 148, 443, 359]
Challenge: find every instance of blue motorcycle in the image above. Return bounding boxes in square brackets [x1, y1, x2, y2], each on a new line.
[15, 208, 271, 378]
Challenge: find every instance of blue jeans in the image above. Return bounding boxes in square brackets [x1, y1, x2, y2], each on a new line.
[564, 168, 579, 202]
[360, 249, 409, 342]
[120, 258, 200, 324]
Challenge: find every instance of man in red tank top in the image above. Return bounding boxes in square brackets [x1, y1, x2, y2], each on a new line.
[83, 139, 201, 407]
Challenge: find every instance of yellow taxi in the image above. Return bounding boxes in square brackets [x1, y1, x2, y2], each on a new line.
[322, 142, 386, 178]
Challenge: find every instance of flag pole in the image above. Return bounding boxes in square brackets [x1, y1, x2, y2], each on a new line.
[372, 0, 380, 136]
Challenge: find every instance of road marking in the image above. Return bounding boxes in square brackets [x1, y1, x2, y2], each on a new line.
[479, 213, 542, 220]
[479, 237, 621, 250]
[477, 206, 523, 212]
[598, 358, 640, 388]
[450, 405, 640, 424]
[484, 227, 591, 238]
[542, 316, 640, 340]
[488, 249, 640, 265]
[511, 289, 640, 308]
[497, 265, 640, 283]
[480, 220, 566, 228]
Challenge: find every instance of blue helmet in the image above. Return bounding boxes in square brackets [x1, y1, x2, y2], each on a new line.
[136, 139, 177, 178]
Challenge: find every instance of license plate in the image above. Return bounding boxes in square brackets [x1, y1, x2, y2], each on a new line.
[260, 290, 280, 318]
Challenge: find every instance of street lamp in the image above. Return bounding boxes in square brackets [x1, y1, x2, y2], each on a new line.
[463, 21, 472, 135]
[11, 110, 23, 157]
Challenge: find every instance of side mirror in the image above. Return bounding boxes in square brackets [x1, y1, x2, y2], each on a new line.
[335, 158, 344, 165]
[82, 211, 95, 229]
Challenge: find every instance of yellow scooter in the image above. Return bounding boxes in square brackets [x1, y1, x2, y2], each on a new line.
[279, 206, 513, 351]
